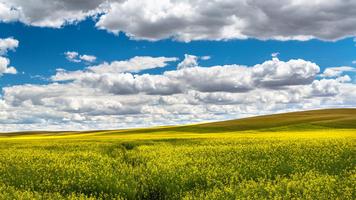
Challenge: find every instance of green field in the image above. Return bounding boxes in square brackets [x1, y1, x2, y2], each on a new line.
[0, 109, 355, 199]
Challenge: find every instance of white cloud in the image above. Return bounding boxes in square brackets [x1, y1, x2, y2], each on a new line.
[271, 52, 280, 58]
[95, 0, 356, 41]
[168, 65, 254, 93]
[54, 56, 320, 94]
[177, 54, 212, 69]
[0, 37, 19, 76]
[79, 54, 97, 63]
[0, 0, 106, 28]
[0, 2, 21, 23]
[65, 51, 97, 63]
[321, 66, 356, 77]
[65, 51, 80, 63]
[2, 1, 356, 41]
[1, 55, 355, 131]
[0, 37, 19, 55]
[88, 56, 178, 74]
[252, 58, 320, 87]
[177, 54, 199, 70]
[53, 56, 178, 81]
[336, 75, 352, 83]
[201, 56, 211, 60]
[310, 79, 342, 97]
[0, 56, 17, 75]
[170, 58, 320, 93]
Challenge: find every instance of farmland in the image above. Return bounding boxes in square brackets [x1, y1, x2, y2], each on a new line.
[0, 109, 355, 199]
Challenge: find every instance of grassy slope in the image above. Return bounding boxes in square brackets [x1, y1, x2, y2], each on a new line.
[104, 108, 356, 135]
[189, 108, 356, 131]
[1, 108, 356, 137]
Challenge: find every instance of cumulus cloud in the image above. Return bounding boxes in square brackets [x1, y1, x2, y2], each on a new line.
[65, 51, 97, 63]
[271, 52, 280, 58]
[253, 58, 320, 87]
[0, 37, 19, 76]
[201, 56, 211, 60]
[2, 1, 356, 41]
[177, 54, 212, 69]
[54, 57, 320, 94]
[65, 51, 80, 63]
[0, 37, 19, 55]
[0, 0, 106, 28]
[172, 58, 320, 92]
[310, 79, 342, 97]
[1, 55, 355, 131]
[53, 56, 178, 81]
[95, 0, 356, 41]
[0, 57, 17, 75]
[168, 65, 254, 93]
[0, 2, 21, 22]
[321, 66, 356, 77]
[88, 56, 178, 74]
[177, 54, 199, 69]
[79, 54, 97, 63]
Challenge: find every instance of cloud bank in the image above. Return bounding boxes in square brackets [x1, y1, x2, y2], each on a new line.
[1, 0, 356, 41]
[1, 55, 355, 131]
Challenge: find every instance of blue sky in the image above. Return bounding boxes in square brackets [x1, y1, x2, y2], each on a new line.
[0, 0, 356, 131]
[1, 19, 356, 87]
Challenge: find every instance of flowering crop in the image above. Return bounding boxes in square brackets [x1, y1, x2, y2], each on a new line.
[0, 129, 354, 199]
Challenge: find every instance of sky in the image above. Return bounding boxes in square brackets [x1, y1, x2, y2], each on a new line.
[0, 0, 356, 131]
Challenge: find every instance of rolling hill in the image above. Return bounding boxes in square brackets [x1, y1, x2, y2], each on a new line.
[189, 108, 356, 131]
[1, 108, 356, 136]
[119, 108, 356, 134]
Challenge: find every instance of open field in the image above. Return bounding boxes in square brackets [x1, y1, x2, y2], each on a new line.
[0, 109, 355, 199]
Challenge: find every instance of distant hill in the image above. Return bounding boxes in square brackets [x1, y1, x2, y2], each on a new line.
[121, 108, 356, 134]
[2, 108, 356, 136]
[189, 108, 356, 132]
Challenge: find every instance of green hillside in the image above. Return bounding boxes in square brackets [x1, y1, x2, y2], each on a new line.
[191, 108, 356, 130]
[119, 108, 356, 134]
[1, 108, 356, 137]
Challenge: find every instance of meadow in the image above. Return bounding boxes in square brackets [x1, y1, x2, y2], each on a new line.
[0, 109, 355, 199]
